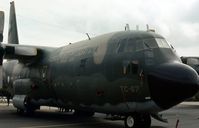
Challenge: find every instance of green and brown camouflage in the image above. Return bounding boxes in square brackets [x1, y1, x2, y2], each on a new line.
[0, 1, 198, 128]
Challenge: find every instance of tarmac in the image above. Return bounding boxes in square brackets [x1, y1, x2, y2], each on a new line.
[0, 102, 199, 128]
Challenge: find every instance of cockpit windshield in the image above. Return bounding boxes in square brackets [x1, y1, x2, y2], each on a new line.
[155, 38, 170, 48]
[117, 37, 171, 53]
[142, 38, 170, 49]
[143, 38, 158, 49]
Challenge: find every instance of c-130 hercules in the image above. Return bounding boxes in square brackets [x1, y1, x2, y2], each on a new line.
[0, 1, 199, 128]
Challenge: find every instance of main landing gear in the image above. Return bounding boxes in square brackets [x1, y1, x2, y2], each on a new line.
[17, 107, 36, 115]
[124, 113, 151, 128]
[16, 104, 39, 116]
[15, 96, 39, 115]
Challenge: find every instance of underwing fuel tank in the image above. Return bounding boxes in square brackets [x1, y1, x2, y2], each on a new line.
[148, 62, 199, 109]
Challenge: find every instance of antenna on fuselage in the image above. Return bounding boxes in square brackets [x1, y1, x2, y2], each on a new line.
[146, 24, 155, 32]
[125, 24, 130, 31]
[86, 33, 91, 40]
[136, 25, 139, 31]
[146, 24, 149, 31]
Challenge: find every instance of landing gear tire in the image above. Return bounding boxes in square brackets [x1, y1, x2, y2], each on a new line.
[139, 113, 151, 128]
[124, 113, 151, 128]
[125, 115, 135, 128]
[24, 107, 35, 115]
[17, 109, 24, 115]
[16, 107, 35, 116]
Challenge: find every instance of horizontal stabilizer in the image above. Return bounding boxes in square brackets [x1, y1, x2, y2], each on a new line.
[0, 11, 4, 42]
[2, 44, 40, 64]
[14, 46, 37, 56]
[3, 44, 38, 56]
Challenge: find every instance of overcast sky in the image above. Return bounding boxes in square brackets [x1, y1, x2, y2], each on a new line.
[0, 0, 199, 56]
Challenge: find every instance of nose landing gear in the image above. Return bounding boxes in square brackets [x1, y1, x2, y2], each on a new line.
[124, 113, 151, 128]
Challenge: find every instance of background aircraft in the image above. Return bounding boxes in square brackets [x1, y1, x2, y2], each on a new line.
[0, 1, 198, 128]
[181, 56, 199, 74]
[181, 56, 199, 100]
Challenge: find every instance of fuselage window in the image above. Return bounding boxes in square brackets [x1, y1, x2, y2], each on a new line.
[132, 63, 138, 74]
[136, 40, 144, 51]
[117, 39, 127, 53]
[117, 39, 136, 53]
[123, 61, 139, 75]
[125, 63, 138, 75]
[126, 38, 136, 52]
[80, 58, 88, 68]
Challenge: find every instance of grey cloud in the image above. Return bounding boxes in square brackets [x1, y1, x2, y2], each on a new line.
[1, 0, 199, 56]
[182, 0, 199, 23]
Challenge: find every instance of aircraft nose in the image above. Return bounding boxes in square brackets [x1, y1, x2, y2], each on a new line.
[148, 62, 198, 109]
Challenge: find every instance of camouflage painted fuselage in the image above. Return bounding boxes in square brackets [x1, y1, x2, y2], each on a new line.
[3, 31, 198, 115]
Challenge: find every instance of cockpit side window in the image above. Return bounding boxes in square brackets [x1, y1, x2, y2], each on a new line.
[117, 38, 136, 53]
[117, 39, 127, 53]
[126, 38, 136, 52]
[136, 40, 144, 51]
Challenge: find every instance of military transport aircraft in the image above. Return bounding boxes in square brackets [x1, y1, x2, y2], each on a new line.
[181, 56, 199, 100]
[0, 1, 198, 128]
[181, 56, 199, 74]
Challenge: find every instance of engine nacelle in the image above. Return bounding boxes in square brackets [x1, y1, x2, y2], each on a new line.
[13, 79, 33, 95]
[12, 95, 27, 110]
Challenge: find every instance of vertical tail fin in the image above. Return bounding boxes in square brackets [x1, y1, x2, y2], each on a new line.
[0, 11, 3, 89]
[8, 1, 19, 44]
[0, 11, 4, 42]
